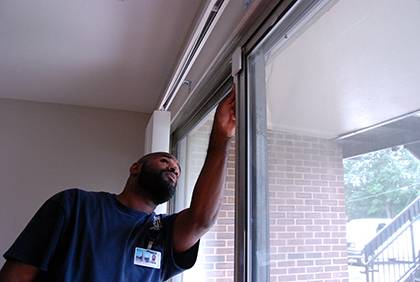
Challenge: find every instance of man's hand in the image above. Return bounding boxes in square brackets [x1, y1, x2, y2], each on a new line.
[172, 85, 236, 254]
[211, 86, 236, 145]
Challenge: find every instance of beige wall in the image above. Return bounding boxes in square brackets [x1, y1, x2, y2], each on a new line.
[0, 98, 149, 264]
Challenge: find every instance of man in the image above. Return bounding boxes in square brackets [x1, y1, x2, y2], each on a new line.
[0, 88, 235, 281]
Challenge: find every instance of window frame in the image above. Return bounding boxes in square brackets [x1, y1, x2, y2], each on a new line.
[168, 1, 333, 281]
[239, 0, 336, 281]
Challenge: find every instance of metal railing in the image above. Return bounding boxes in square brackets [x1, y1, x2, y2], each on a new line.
[403, 266, 420, 282]
[362, 196, 420, 282]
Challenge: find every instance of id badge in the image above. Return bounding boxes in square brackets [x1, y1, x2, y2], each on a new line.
[134, 247, 161, 269]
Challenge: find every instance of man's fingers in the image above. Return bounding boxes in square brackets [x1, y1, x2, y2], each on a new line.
[219, 87, 235, 109]
[227, 86, 236, 101]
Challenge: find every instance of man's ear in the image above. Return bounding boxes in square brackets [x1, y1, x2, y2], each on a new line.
[130, 162, 142, 175]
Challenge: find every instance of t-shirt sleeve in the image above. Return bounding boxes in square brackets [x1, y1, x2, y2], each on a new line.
[3, 194, 67, 271]
[161, 213, 200, 281]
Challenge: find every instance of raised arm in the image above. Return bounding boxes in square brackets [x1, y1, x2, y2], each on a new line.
[172, 87, 236, 253]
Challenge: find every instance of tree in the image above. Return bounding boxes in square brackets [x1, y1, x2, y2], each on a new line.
[344, 146, 420, 220]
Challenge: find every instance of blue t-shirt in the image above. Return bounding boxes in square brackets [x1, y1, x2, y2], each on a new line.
[4, 189, 199, 281]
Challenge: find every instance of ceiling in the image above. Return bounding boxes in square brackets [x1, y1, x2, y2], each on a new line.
[338, 114, 420, 158]
[265, 0, 420, 139]
[0, 0, 205, 113]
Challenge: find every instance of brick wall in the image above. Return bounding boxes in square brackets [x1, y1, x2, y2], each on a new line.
[267, 130, 348, 282]
[181, 118, 236, 282]
[197, 138, 235, 282]
[180, 121, 348, 282]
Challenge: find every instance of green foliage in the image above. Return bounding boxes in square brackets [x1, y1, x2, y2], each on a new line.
[344, 147, 420, 220]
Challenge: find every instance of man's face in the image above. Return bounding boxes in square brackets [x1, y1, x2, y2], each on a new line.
[136, 154, 180, 205]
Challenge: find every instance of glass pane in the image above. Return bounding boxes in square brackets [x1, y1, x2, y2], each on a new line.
[247, 0, 420, 281]
[173, 109, 236, 282]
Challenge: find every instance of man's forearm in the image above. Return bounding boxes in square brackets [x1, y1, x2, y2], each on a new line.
[172, 89, 235, 253]
[188, 131, 230, 230]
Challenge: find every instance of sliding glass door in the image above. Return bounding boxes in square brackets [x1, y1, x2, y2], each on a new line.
[244, 0, 420, 281]
[170, 0, 420, 281]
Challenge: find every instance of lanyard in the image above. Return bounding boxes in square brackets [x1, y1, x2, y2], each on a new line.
[147, 215, 162, 250]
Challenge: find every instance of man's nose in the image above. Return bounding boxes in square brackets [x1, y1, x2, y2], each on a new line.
[168, 165, 179, 176]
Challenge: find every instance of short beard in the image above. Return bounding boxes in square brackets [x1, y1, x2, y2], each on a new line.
[136, 166, 176, 205]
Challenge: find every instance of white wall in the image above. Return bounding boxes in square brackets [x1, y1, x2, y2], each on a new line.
[0, 98, 149, 264]
[144, 110, 171, 154]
